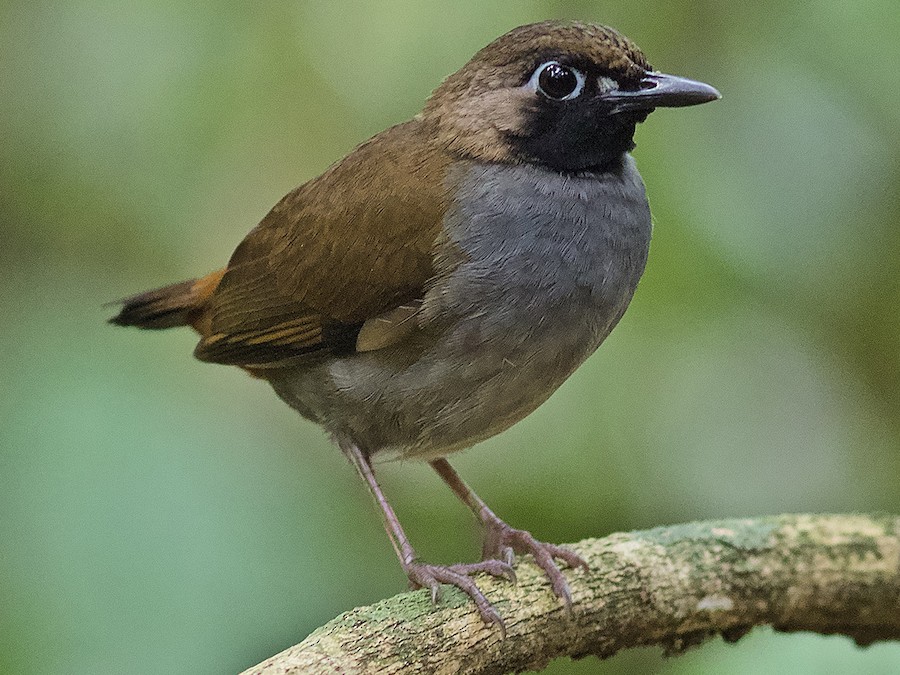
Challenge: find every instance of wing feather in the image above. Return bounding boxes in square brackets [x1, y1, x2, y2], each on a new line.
[194, 121, 452, 367]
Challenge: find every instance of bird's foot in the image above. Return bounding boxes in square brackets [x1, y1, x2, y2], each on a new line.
[405, 559, 516, 633]
[480, 512, 588, 612]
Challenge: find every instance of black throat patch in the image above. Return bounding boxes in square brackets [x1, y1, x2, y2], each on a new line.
[507, 97, 649, 173]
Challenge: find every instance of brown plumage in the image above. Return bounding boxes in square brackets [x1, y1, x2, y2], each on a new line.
[110, 268, 224, 332]
[195, 121, 451, 366]
[112, 121, 451, 366]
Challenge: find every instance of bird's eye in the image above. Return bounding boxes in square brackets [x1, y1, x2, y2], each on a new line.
[530, 61, 585, 101]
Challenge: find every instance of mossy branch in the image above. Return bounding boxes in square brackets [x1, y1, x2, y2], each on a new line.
[241, 514, 900, 674]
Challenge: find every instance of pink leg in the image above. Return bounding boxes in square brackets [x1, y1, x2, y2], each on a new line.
[341, 442, 515, 631]
[430, 458, 588, 611]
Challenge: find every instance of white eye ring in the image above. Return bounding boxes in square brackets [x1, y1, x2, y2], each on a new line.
[528, 61, 586, 101]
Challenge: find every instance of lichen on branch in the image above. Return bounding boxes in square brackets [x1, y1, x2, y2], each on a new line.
[241, 514, 900, 675]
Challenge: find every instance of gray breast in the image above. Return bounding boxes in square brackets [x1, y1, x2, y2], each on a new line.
[271, 157, 652, 459]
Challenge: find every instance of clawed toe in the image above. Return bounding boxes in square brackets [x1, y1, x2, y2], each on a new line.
[482, 518, 587, 610]
[419, 459, 587, 625]
[405, 562, 509, 634]
[449, 559, 517, 583]
[544, 542, 589, 572]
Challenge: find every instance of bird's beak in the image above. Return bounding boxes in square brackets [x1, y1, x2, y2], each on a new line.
[606, 72, 721, 114]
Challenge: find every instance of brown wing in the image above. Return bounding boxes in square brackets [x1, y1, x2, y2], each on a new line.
[194, 120, 452, 367]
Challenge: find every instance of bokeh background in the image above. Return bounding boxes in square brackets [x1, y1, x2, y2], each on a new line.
[2, 0, 898, 673]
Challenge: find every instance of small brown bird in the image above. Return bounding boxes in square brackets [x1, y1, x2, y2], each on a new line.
[111, 21, 719, 628]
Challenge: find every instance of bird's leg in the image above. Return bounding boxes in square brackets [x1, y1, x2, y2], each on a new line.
[341, 442, 515, 630]
[430, 458, 588, 611]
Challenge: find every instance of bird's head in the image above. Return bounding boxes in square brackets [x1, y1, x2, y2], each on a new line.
[423, 21, 720, 173]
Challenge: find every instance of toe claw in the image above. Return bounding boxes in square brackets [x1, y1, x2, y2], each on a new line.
[543, 566, 573, 605]
[472, 599, 506, 637]
[480, 518, 585, 611]
[556, 580, 573, 608]
[404, 561, 510, 631]
[486, 610, 507, 639]
[553, 545, 589, 572]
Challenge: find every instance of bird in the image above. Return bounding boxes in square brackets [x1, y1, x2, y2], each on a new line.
[110, 20, 719, 630]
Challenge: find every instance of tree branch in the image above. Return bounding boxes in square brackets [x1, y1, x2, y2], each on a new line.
[241, 514, 900, 674]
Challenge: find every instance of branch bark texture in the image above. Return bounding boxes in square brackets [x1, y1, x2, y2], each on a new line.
[241, 514, 900, 674]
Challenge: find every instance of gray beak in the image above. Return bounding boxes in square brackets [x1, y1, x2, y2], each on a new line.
[606, 72, 721, 114]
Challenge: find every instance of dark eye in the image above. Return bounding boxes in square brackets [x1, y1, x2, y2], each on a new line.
[531, 61, 585, 100]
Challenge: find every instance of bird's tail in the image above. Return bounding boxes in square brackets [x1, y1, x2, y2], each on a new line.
[108, 269, 224, 333]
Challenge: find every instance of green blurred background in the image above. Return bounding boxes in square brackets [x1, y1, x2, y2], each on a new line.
[2, 0, 898, 673]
